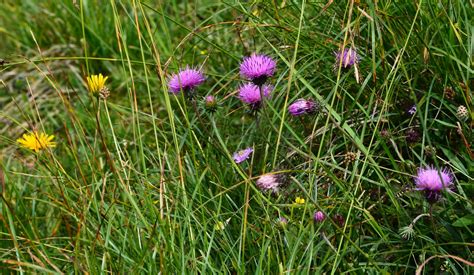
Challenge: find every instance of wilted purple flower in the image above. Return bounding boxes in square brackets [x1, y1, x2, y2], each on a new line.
[415, 166, 453, 202]
[406, 128, 420, 143]
[256, 173, 281, 193]
[240, 53, 276, 85]
[313, 211, 325, 223]
[168, 66, 205, 94]
[408, 105, 417, 115]
[288, 99, 317, 116]
[334, 48, 359, 70]
[232, 147, 253, 164]
[238, 83, 273, 109]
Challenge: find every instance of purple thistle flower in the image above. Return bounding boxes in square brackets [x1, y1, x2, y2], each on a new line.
[240, 53, 276, 85]
[238, 83, 273, 110]
[168, 66, 205, 94]
[288, 99, 317, 116]
[205, 95, 216, 104]
[334, 48, 359, 70]
[408, 105, 417, 115]
[256, 173, 282, 193]
[232, 147, 253, 164]
[415, 166, 453, 202]
[313, 211, 325, 223]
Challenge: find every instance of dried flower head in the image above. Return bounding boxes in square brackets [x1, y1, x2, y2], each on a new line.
[17, 131, 56, 152]
[256, 173, 282, 193]
[240, 53, 276, 85]
[334, 48, 359, 70]
[406, 128, 420, 143]
[313, 211, 325, 223]
[168, 66, 205, 95]
[344, 151, 357, 164]
[238, 83, 273, 110]
[456, 105, 468, 121]
[444, 86, 455, 99]
[232, 147, 253, 164]
[415, 166, 453, 202]
[87, 74, 109, 96]
[288, 99, 318, 116]
[380, 129, 391, 139]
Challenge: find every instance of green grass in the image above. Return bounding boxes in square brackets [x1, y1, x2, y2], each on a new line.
[0, 0, 472, 273]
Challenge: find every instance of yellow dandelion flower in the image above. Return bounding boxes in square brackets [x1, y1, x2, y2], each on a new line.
[294, 197, 305, 204]
[86, 73, 108, 95]
[17, 131, 56, 152]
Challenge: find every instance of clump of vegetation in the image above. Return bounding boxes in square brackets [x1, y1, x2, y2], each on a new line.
[0, 0, 472, 273]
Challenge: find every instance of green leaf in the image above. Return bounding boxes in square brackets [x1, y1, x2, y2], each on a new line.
[452, 214, 474, 227]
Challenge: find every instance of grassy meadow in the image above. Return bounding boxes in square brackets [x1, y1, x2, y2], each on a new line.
[0, 0, 473, 273]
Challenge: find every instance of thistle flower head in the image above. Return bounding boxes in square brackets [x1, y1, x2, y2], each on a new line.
[415, 166, 453, 202]
[232, 147, 253, 164]
[240, 53, 276, 85]
[406, 128, 420, 143]
[334, 48, 359, 70]
[17, 131, 56, 152]
[238, 83, 272, 109]
[204, 95, 217, 110]
[313, 211, 325, 223]
[87, 74, 108, 96]
[256, 173, 282, 193]
[168, 66, 205, 94]
[288, 98, 318, 116]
